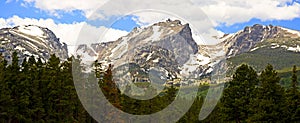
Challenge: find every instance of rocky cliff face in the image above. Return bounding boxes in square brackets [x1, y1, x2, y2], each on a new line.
[0, 25, 68, 62]
[77, 20, 201, 80]
[220, 24, 300, 58]
[76, 20, 300, 84]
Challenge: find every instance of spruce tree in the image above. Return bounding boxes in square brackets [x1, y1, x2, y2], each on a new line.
[28, 56, 45, 122]
[45, 54, 62, 122]
[0, 54, 12, 122]
[248, 64, 286, 122]
[286, 65, 300, 121]
[6, 52, 21, 122]
[219, 64, 258, 122]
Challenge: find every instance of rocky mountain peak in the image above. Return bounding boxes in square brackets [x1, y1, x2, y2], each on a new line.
[77, 19, 199, 63]
[220, 24, 300, 57]
[0, 25, 68, 62]
[76, 20, 300, 85]
[76, 19, 201, 80]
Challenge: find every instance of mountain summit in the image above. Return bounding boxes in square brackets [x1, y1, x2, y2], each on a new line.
[77, 20, 300, 84]
[0, 25, 68, 62]
[220, 24, 300, 58]
[77, 19, 204, 81]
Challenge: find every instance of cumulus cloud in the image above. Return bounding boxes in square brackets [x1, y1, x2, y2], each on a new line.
[197, 0, 300, 26]
[0, 15, 128, 54]
[21, 0, 300, 26]
[22, 0, 109, 18]
[19, 0, 300, 44]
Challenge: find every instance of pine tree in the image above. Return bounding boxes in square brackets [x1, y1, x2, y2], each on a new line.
[44, 54, 62, 122]
[219, 64, 258, 122]
[6, 52, 22, 122]
[0, 54, 12, 122]
[99, 64, 124, 122]
[17, 57, 31, 122]
[248, 64, 286, 122]
[27, 56, 45, 122]
[100, 64, 122, 109]
[286, 65, 300, 121]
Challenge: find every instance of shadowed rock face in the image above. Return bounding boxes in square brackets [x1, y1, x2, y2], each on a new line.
[222, 24, 300, 58]
[0, 25, 68, 62]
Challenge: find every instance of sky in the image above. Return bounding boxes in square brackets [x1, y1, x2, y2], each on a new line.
[1, 0, 300, 53]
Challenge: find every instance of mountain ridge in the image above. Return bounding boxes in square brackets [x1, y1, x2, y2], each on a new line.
[0, 25, 69, 62]
[75, 20, 300, 86]
[1, 20, 299, 85]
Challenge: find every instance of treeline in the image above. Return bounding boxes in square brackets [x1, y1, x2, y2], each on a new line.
[0, 53, 183, 122]
[202, 64, 300, 122]
[0, 52, 300, 122]
[0, 52, 97, 122]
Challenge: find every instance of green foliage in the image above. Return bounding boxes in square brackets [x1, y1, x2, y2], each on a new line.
[0, 54, 96, 122]
[285, 65, 300, 121]
[219, 64, 259, 122]
[205, 64, 300, 122]
[248, 64, 287, 122]
[228, 47, 300, 72]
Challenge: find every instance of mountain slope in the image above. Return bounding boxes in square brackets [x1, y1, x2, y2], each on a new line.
[76, 20, 300, 85]
[0, 25, 68, 62]
[223, 24, 300, 73]
[77, 20, 216, 86]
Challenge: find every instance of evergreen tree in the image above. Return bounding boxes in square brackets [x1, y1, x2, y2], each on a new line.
[0, 54, 12, 122]
[248, 64, 286, 122]
[6, 52, 22, 122]
[99, 64, 124, 122]
[286, 65, 300, 121]
[44, 54, 63, 122]
[27, 56, 45, 122]
[219, 64, 258, 122]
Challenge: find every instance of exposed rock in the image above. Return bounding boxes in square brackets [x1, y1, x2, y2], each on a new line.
[0, 25, 68, 62]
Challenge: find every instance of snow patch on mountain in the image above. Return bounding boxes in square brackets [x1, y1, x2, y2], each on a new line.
[250, 47, 260, 52]
[148, 26, 162, 42]
[180, 54, 211, 76]
[287, 45, 300, 52]
[280, 27, 300, 37]
[17, 25, 46, 38]
[110, 38, 128, 60]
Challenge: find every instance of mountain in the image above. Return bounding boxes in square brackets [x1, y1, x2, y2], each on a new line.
[0, 25, 68, 62]
[225, 25, 300, 72]
[76, 20, 300, 85]
[221, 24, 300, 58]
[77, 20, 222, 85]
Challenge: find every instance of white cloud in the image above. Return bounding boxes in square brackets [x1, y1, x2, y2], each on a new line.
[22, 0, 109, 18]
[197, 0, 300, 26]
[0, 15, 128, 54]
[5, 0, 300, 45]
[21, 0, 300, 26]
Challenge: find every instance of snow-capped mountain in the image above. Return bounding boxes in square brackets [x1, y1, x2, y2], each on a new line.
[77, 20, 220, 84]
[76, 20, 300, 85]
[219, 24, 300, 58]
[222, 24, 300, 72]
[0, 25, 68, 62]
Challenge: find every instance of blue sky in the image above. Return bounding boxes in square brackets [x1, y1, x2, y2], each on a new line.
[1, 0, 300, 33]
[217, 18, 300, 33]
